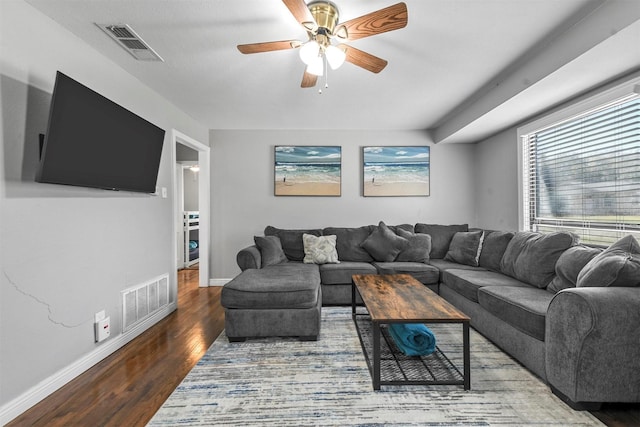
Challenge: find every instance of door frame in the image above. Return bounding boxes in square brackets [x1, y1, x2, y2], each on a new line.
[171, 129, 210, 288]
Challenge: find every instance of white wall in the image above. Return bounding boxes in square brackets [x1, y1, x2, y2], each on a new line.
[473, 127, 519, 231]
[210, 129, 477, 279]
[0, 0, 208, 418]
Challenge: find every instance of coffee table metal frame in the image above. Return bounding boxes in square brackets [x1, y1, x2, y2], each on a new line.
[351, 274, 471, 391]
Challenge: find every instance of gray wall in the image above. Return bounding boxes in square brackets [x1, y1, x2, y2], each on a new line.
[473, 127, 519, 231]
[210, 129, 477, 279]
[0, 0, 208, 410]
[183, 168, 199, 212]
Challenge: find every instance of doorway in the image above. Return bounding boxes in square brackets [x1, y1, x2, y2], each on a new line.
[171, 130, 210, 288]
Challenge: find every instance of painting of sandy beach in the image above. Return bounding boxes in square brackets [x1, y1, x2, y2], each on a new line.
[363, 146, 430, 196]
[275, 146, 341, 196]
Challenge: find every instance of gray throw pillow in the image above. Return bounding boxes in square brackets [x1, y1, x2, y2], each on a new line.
[478, 231, 514, 271]
[395, 228, 431, 263]
[264, 226, 322, 261]
[500, 231, 578, 288]
[547, 245, 601, 293]
[254, 235, 288, 267]
[361, 221, 409, 262]
[414, 223, 468, 259]
[444, 230, 485, 267]
[577, 235, 640, 288]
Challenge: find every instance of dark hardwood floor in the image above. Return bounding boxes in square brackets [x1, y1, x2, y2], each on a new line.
[8, 268, 224, 426]
[7, 268, 639, 426]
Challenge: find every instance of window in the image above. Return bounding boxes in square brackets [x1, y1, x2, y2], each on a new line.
[520, 89, 640, 246]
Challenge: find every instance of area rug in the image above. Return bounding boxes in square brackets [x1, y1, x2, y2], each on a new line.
[148, 307, 603, 426]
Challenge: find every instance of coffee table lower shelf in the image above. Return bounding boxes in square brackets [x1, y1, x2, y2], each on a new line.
[353, 312, 468, 390]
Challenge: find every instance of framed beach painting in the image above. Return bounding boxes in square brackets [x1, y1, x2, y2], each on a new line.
[274, 146, 341, 196]
[363, 146, 430, 197]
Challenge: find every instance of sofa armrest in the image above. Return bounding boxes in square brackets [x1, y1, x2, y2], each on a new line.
[237, 245, 261, 270]
[546, 287, 640, 406]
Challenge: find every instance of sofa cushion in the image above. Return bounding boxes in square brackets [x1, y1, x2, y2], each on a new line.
[478, 230, 515, 271]
[478, 286, 554, 341]
[428, 259, 484, 281]
[444, 230, 485, 267]
[221, 263, 320, 309]
[547, 245, 601, 293]
[264, 226, 322, 261]
[302, 233, 339, 264]
[361, 221, 409, 262]
[577, 235, 640, 288]
[319, 261, 377, 285]
[254, 235, 287, 267]
[415, 223, 468, 259]
[323, 226, 375, 262]
[500, 231, 578, 288]
[372, 262, 440, 285]
[395, 228, 431, 263]
[442, 269, 531, 303]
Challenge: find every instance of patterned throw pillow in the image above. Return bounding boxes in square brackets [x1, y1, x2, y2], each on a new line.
[303, 234, 340, 264]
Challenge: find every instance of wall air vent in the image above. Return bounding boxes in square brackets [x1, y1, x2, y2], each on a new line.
[96, 23, 164, 62]
[122, 274, 171, 332]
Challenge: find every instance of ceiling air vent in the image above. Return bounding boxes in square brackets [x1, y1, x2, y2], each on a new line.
[96, 23, 164, 62]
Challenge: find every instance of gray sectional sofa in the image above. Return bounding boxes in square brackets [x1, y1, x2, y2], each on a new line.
[222, 222, 640, 410]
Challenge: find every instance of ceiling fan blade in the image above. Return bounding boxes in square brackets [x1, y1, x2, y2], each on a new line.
[237, 40, 301, 54]
[282, 0, 318, 31]
[301, 70, 318, 88]
[340, 2, 408, 41]
[339, 44, 388, 73]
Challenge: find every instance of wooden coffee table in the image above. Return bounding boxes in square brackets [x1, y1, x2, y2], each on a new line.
[351, 274, 470, 390]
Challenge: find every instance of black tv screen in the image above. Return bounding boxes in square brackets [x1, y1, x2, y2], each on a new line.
[36, 71, 165, 193]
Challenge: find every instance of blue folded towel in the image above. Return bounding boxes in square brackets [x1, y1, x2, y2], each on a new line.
[388, 323, 436, 356]
[189, 240, 198, 250]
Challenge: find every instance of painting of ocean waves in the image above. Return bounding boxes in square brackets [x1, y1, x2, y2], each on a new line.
[363, 146, 430, 196]
[275, 146, 341, 196]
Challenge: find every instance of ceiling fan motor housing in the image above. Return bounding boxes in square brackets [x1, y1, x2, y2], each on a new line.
[308, 1, 340, 34]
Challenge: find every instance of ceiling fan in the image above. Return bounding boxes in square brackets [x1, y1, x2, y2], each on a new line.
[237, 0, 408, 89]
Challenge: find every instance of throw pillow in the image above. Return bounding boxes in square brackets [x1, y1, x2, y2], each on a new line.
[302, 234, 339, 264]
[414, 223, 468, 259]
[254, 235, 288, 267]
[444, 230, 485, 267]
[500, 231, 578, 289]
[361, 221, 409, 262]
[478, 231, 514, 271]
[576, 235, 640, 288]
[547, 245, 601, 293]
[395, 228, 431, 263]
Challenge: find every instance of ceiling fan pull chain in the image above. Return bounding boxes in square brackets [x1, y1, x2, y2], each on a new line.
[319, 54, 328, 94]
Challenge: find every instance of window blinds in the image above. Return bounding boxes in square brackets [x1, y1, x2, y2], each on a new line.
[522, 97, 640, 245]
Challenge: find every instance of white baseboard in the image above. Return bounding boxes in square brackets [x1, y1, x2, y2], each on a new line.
[0, 302, 177, 426]
[209, 278, 231, 286]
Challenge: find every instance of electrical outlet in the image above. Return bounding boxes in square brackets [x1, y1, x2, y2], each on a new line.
[95, 316, 111, 342]
[94, 310, 106, 323]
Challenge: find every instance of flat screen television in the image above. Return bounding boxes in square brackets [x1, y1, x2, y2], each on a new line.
[36, 71, 165, 193]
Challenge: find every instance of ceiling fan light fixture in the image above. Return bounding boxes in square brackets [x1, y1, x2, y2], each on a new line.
[299, 40, 320, 65]
[325, 44, 346, 70]
[306, 56, 324, 76]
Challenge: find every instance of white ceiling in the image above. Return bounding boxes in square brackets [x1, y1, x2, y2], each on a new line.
[24, 0, 640, 143]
